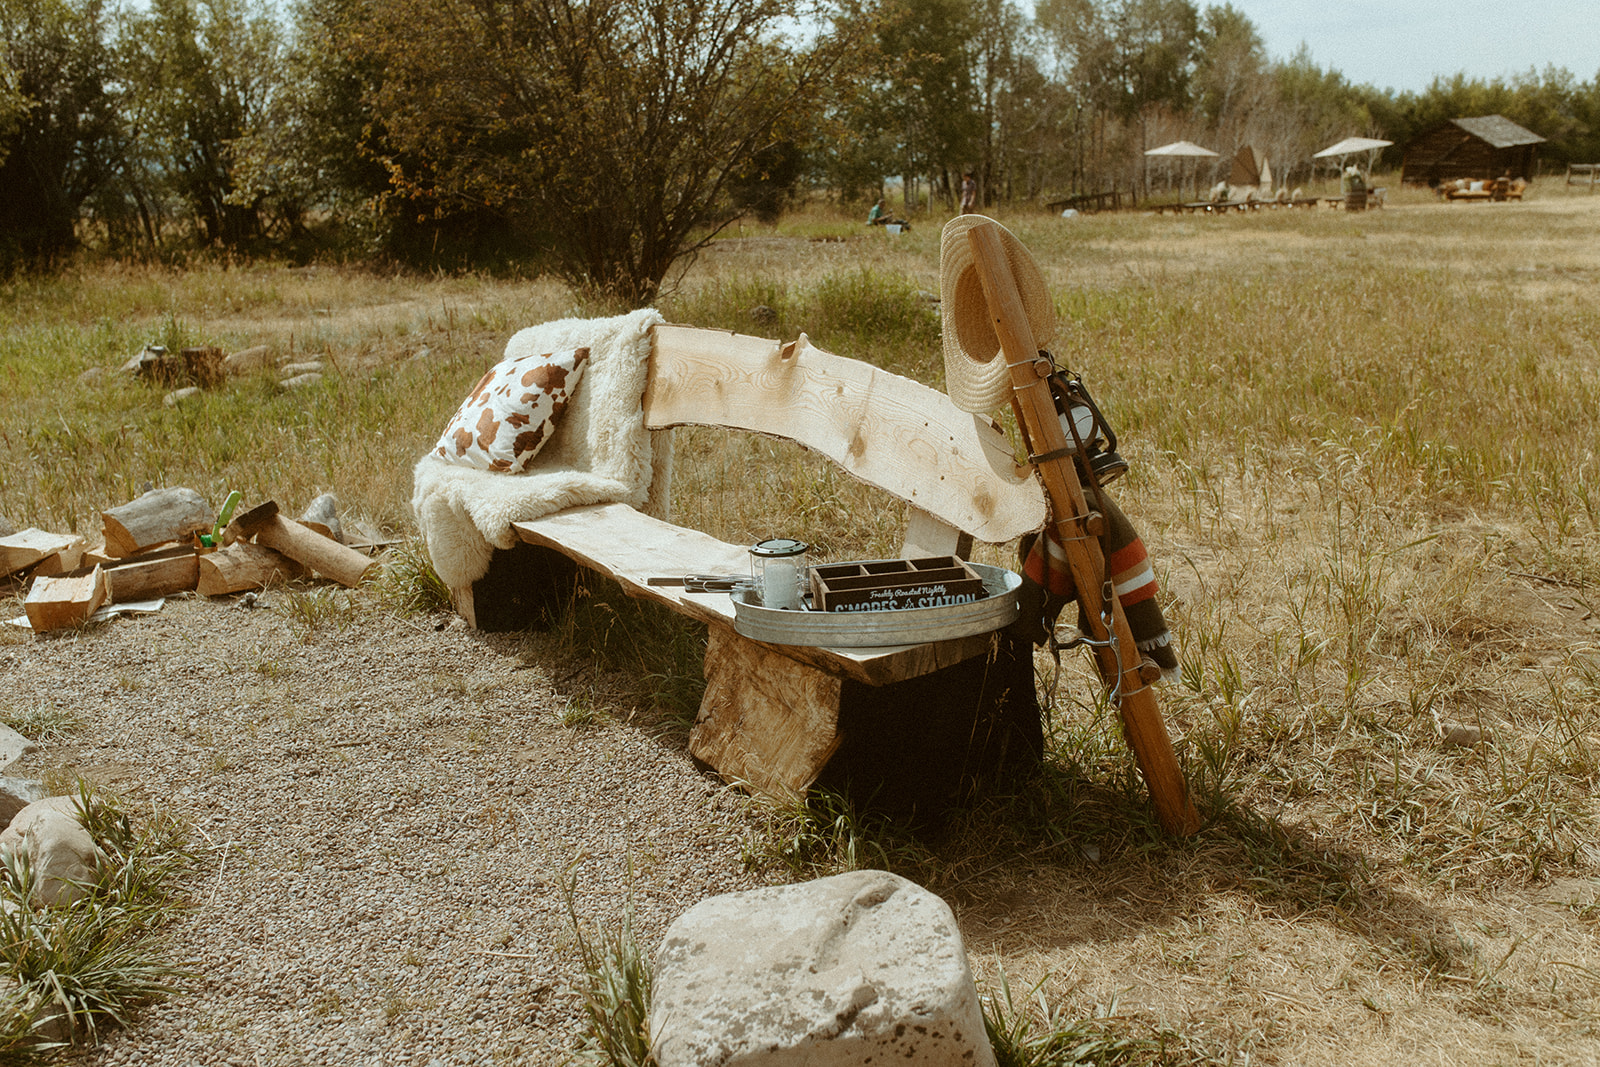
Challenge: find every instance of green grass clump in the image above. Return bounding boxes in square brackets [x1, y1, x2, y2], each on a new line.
[565, 881, 655, 1067]
[373, 537, 452, 616]
[0, 783, 196, 1056]
[527, 576, 708, 730]
[984, 971, 1224, 1066]
[739, 788, 932, 881]
[0, 704, 80, 743]
[276, 586, 362, 637]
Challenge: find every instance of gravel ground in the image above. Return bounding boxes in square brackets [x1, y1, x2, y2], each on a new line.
[1, 592, 768, 1064]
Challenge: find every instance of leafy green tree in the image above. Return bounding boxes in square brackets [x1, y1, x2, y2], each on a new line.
[0, 57, 25, 168]
[120, 0, 284, 247]
[227, 0, 410, 251]
[1034, 0, 1119, 193]
[1265, 47, 1374, 186]
[1035, 0, 1199, 197]
[1191, 2, 1263, 128]
[877, 0, 984, 202]
[0, 0, 122, 264]
[344, 0, 856, 301]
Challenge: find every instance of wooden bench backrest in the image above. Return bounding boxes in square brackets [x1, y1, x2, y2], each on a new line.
[644, 325, 1045, 546]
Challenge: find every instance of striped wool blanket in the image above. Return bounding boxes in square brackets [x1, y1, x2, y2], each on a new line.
[1019, 493, 1177, 677]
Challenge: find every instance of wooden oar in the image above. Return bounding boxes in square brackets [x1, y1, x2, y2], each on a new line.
[965, 220, 1201, 836]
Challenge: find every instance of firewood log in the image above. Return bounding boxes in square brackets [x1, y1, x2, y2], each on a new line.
[101, 488, 213, 558]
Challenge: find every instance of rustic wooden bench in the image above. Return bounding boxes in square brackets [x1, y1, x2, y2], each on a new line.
[460, 324, 1050, 812]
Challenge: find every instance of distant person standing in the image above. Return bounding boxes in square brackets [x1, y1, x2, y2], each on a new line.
[960, 172, 977, 214]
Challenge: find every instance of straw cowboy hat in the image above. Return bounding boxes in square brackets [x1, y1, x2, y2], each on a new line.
[938, 215, 1055, 414]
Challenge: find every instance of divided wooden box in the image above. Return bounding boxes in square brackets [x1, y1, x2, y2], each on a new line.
[809, 555, 988, 613]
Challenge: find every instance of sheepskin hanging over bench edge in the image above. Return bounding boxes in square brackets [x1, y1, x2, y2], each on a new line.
[412, 307, 671, 597]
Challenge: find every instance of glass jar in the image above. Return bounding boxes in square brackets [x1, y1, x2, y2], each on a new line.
[750, 538, 809, 610]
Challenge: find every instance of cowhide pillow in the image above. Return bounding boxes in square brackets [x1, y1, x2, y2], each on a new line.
[432, 346, 589, 472]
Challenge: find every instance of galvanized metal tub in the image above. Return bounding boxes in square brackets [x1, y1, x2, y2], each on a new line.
[730, 561, 1022, 647]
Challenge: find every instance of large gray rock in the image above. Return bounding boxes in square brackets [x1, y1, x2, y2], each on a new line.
[1, 796, 102, 906]
[651, 869, 995, 1067]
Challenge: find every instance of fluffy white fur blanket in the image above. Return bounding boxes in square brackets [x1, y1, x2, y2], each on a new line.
[412, 308, 670, 593]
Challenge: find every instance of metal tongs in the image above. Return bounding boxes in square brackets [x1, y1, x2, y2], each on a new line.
[645, 574, 753, 592]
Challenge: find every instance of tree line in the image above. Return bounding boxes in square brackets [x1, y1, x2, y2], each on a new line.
[4, 0, 1598, 298]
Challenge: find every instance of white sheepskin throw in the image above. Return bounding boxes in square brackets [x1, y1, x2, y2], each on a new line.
[412, 307, 670, 593]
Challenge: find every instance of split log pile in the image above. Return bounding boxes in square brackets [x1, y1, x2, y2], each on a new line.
[1, 488, 385, 632]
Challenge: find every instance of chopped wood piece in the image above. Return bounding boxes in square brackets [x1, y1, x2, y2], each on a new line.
[691, 626, 843, 797]
[224, 500, 279, 545]
[101, 488, 214, 558]
[25, 567, 108, 631]
[197, 542, 298, 596]
[1, 530, 83, 579]
[239, 512, 374, 588]
[181, 346, 224, 386]
[31, 538, 88, 577]
[103, 545, 201, 601]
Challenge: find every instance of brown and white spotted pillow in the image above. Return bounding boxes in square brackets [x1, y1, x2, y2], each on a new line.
[433, 346, 589, 472]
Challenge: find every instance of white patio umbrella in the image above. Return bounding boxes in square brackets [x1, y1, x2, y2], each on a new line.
[1313, 136, 1393, 158]
[1144, 141, 1220, 199]
[1145, 140, 1221, 158]
[1313, 136, 1393, 187]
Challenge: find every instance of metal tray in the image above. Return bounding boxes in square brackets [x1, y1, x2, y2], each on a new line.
[730, 561, 1022, 647]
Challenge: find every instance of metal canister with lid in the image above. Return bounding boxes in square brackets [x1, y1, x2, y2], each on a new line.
[749, 538, 809, 610]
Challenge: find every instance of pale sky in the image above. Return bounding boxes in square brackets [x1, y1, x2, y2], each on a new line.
[1221, 1, 1600, 94]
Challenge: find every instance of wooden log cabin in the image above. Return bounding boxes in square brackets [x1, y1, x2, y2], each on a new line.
[1402, 115, 1545, 187]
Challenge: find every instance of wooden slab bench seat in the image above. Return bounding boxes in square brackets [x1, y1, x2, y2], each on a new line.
[464, 324, 1050, 812]
[512, 504, 1000, 688]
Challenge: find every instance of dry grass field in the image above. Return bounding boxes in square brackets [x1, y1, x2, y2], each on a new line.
[2, 183, 1599, 1063]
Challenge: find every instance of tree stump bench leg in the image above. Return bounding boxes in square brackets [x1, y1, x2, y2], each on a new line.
[692, 626, 1042, 817]
[691, 625, 846, 797]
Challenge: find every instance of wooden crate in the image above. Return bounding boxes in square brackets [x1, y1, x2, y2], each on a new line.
[810, 555, 987, 613]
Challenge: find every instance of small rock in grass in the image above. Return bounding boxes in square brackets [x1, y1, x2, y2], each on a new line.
[299, 493, 344, 544]
[0, 514, 12, 537]
[76, 365, 107, 386]
[1442, 724, 1485, 749]
[0, 795, 102, 906]
[223, 345, 272, 374]
[281, 361, 325, 377]
[748, 305, 777, 326]
[163, 386, 203, 407]
[279, 372, 323, 390]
